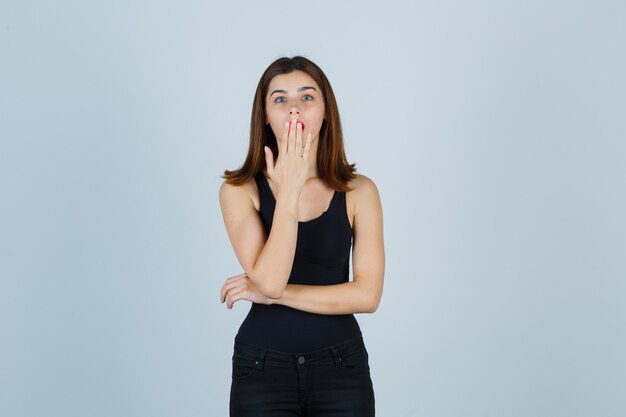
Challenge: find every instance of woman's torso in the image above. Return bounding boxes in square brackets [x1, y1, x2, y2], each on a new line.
[234, 171, 361, 353]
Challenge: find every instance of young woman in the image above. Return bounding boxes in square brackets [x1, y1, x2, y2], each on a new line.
[219, 55, 385, 416]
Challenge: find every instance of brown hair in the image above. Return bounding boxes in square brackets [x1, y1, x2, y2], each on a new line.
[221, 56, 357, 192]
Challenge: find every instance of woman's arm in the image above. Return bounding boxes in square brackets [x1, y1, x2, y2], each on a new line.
[273, 282, 378, 314]
[219, 180, 299, 299]
[222, 175, 385, 314]
[219, 121, 312, 299]
[273, 175, 385, 314]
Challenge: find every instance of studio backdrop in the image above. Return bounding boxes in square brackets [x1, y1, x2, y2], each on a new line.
[1, 1, 624, 416]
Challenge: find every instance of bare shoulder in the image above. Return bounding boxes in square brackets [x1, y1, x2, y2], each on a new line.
[348, 173, 379, 192]
[219, 177, 260, 216]
[347, 173, 381, 201]
[346, 174, 382, 227]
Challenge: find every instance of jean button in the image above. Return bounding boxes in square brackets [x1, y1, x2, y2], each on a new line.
[298, 356, 305, 364]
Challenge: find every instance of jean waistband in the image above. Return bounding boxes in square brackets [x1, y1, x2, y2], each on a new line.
[233, 333, 365, 368]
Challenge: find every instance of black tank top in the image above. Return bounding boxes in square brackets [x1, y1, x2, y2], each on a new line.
[234, 171, 362, 352]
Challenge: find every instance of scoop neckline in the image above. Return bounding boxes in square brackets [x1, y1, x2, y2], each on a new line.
[259, 173, 337, 224]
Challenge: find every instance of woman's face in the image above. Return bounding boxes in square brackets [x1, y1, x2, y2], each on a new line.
[265, 70, 325, 146]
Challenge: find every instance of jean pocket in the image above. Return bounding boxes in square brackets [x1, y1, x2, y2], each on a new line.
[342, 348, 370, 371]
[231, 356, 259, 380]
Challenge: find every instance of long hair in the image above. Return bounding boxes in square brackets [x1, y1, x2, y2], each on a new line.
[221, 56, 357, 192]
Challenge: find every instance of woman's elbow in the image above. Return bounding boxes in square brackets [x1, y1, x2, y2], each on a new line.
[256, 281, 284, 299]
[365, 290, 383, 313]
[365, 299, 380, 313]
[356, 278, 383, 313]
[248, 271, 284, 299]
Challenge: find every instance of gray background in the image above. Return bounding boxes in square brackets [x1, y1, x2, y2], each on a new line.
[1, 0, 625, 416]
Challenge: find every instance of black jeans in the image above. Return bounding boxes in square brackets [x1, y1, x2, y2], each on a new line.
[229, 334, 375, 416]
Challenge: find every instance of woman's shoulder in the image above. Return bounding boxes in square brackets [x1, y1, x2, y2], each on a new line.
[345, 173, 381, 224]
[219, 175, 261, 213]
[219, 175, 259, 197]
[347, 173, 379, 196]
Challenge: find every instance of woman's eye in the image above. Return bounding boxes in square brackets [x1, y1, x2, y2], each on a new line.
[274, 95, 313, 103]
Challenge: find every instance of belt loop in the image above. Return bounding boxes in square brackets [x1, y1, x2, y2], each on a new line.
[330, 345, 342, 367]
[256, 348, 267, 370]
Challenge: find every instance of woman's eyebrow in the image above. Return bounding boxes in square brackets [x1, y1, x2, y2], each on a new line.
[270, 86, 317, 96]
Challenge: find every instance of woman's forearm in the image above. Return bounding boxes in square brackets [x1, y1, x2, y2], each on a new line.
[250, 190, 300, 299]
[272, 281, 379, 315]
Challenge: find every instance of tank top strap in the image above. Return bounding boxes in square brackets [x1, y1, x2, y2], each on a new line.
[338, 189, 346, 204]
[254, 171, 272, 200]
[331, 189, 351, 232]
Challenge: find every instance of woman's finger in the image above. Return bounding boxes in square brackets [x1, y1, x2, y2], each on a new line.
[220, 281, 230, 302]
[303, 132, 312, 160]
[264, 146, 274, 175]
[220, 280, 240, 303]
[226, 287, 245, 309]
[288, 118, 297, 155]
[280, 121, 289, 156]
[220, 273, 246, 302]
[296, 120, 303, 157]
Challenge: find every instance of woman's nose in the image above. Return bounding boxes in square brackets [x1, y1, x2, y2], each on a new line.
[289, 106, 301, 116]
